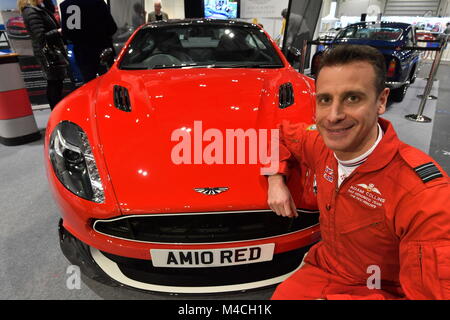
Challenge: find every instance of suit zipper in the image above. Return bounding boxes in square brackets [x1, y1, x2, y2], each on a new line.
[332, 169, 359, 263]
[335, 169, 358, 194]
[418, 245, 423, 283]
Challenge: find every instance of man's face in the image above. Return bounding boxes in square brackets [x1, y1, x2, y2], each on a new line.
[315, 61, 389, 160]
[154, 3, 161, 12]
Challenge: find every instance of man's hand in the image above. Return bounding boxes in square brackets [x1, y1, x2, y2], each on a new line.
[267, 174, 298, 218]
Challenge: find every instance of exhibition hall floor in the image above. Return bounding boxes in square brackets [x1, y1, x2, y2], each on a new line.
[1, 62, 449, 300]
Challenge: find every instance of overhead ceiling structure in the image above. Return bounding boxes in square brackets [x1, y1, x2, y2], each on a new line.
[383, 0, 442, 16]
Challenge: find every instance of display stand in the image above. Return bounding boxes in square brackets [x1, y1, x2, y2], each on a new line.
[406, 36, 447, 123]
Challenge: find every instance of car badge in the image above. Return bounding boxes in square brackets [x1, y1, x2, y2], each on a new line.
[194, 187, 229, 195]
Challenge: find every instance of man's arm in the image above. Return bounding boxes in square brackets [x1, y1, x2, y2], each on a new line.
[396, 182, 450, 299]
[96, 0, 117, 37]
[266, 121, 320, 218]
[22, 8, 46, 49]
[268, 174, 297, 218]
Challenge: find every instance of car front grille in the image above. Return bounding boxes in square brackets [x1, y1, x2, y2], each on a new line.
[100, 245, 314, 288]
[93, 209, 319, 244]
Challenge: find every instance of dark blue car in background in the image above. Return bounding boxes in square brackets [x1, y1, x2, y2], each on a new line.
[311, 21, 420, 102]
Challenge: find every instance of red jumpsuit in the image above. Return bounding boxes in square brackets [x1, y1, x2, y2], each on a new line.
[271, 118, 450, 300]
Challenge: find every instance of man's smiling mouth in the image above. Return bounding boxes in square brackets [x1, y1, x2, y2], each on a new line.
[326, 124, 355, 134]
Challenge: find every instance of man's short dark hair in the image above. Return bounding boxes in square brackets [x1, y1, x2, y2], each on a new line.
[317, 44, 387, 96]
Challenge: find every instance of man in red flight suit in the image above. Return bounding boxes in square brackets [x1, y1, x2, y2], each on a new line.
[267, 44, 450, 299]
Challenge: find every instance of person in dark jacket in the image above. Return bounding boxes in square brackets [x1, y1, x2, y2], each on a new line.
[60, 0, 117, 83]
[18, 0, 68, 110]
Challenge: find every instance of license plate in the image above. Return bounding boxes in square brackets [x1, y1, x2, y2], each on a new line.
[151, 244, 275, 268]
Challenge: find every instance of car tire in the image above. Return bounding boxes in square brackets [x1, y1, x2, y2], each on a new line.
[390, 84, 407, 103]
[59, 220, 121, 288]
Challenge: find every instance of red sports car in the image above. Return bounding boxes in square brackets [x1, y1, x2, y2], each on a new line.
[44, 19, 320, 294]
[6, 16, 29, 39]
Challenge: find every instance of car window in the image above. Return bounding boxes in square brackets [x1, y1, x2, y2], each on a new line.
[336, 26, 404, 41]
[119, 24, 284, 70]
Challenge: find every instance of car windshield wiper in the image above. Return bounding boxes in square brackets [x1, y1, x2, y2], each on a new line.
[152, 65, 188, 69]
[151, 63, 207, 69]
[212, 63, 283, 69]
[123, 63, 283, 70]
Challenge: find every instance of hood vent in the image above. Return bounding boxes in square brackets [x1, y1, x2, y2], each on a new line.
[113, 85, 132, 112]
[279, 82, 294, 109]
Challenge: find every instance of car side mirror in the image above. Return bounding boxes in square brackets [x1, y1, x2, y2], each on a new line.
[99, 47, 115, 69]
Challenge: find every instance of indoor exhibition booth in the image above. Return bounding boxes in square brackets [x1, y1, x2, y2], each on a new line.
[0, 0, 449, 301]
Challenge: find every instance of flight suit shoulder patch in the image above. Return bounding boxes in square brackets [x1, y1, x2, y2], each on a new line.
[399, 144, 444, 184]
[413, 162, 443, 183]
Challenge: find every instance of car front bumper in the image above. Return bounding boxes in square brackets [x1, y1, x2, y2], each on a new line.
[59, 219, 318, 293]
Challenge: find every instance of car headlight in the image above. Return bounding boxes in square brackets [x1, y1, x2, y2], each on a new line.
[49, 121, 105, 203]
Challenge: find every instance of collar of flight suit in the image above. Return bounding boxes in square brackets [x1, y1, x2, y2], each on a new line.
[351, 117, 400, 173]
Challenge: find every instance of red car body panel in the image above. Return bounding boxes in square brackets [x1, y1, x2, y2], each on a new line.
[44, 21, 319, 267]
[93, 68, 315, 214]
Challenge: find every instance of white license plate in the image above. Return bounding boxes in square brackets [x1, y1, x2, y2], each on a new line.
[151, 244, 275, 268]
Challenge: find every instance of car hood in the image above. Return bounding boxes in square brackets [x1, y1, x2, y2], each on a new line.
[94, 68, 306, 214]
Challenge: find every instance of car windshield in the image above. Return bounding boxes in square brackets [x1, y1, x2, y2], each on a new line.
[336, 26, 403, 41]
[119, 24, 284, 70]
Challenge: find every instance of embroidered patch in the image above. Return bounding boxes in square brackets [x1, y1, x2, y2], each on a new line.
[348, 183, 385, 209]
[414, 162, 443, 183]
[306, 124, 317, 131]
[323, 166, 334, 183]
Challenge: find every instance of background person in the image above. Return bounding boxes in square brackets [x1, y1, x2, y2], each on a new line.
[42, 0, 55, 14]
[60, 0, 117, 83]
[131, 3, 146, 30]
[439, 22, 450, 49]
[18, 0, 68, 110]
[267, 45, 450, 300]
[444, 22, 450, 35]
[147, 1, 169, 22]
